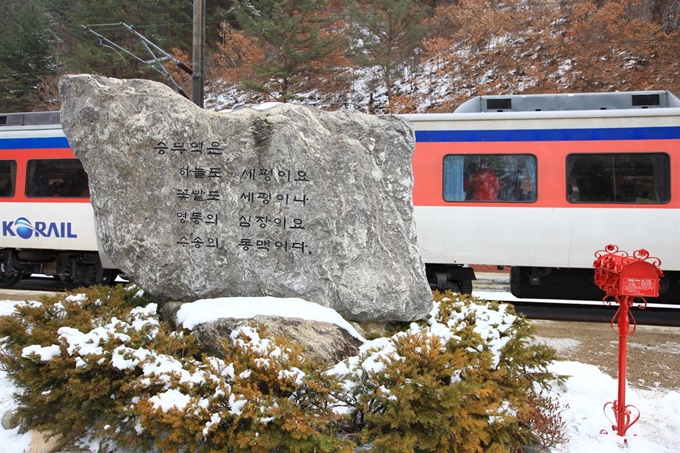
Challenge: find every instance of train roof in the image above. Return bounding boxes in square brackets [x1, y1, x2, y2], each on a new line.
[0, 111, 60, 127]
[455, 90, 680, 113]
[2, 91, 679, 124]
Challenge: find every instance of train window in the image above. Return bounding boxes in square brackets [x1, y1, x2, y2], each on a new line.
[25, 159, 90, 198]
[443, 154, 537, 202]
[566, 153, 670, 203]
[0, 160, 16, 197]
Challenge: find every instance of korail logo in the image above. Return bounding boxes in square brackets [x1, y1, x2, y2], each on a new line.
[13, 217, 34, 239]
[2, 217, 78, 239]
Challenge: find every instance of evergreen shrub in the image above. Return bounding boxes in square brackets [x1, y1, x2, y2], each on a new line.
[0, 287, 562, 453]
[331, 291, 560, 453]
[0, 284, 200, 450]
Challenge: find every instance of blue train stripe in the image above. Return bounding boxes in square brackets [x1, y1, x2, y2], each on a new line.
[0, 137, 69, 149]
[415, 126, 680, 142]
[4, 127, 680, 146]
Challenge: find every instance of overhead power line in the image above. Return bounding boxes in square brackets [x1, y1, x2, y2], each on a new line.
[82, 22, 193, 99]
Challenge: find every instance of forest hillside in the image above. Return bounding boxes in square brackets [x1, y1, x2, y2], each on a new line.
[2, 0, 679, 114]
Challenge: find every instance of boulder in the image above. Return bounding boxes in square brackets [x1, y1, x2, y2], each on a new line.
[162, 301, 363, 365]
[58, 74, 432, 322]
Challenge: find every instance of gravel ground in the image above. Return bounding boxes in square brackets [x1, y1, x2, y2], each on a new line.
[470, 269, 680, 391]
[532, 319, 680, 390]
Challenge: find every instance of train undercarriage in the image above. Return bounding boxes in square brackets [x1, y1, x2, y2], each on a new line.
[511, 266, 680, 304]
[426, 264, 475, 294]
[427, 263, 680, 305]
[0, 249, 118, 288]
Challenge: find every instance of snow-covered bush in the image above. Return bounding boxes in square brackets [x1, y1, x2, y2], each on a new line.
[0, 285, 353, 452]
[331, 292, 558, 452]
[0, 287, 561, 453]
[0, 284, 200, 450]
[127, 323, 354, 453]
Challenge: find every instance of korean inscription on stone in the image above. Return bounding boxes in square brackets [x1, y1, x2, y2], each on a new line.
[153, 140, 312, 255]
[237, 167, 311, 254]
[154, 140, 223, 249]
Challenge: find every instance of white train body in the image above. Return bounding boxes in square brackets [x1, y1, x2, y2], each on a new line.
[410, 109, 680, 268]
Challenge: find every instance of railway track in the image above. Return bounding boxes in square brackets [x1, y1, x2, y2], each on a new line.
[471, 272, 680, 326]
[1, 273, 679, 326]
[509, 301, 680, 326]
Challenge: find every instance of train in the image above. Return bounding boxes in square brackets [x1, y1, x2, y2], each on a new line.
[2, 90, 680, 303]
[407, 90, 680, 303]
[0, 111, 119, 287]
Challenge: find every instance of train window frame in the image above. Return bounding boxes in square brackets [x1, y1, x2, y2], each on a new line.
[25, 159, 90, 198]
[0, 160, 16, 198]
[566, 152, 670, 204]
[443, 154, 538, 202]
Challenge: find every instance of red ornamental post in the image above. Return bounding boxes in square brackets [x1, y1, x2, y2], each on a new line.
[593, 244, 663, 438]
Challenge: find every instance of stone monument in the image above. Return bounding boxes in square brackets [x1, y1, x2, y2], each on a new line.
[59, 74, 432, 322]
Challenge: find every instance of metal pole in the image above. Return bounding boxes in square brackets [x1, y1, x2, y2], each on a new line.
[615, 296, 640, 436]
[615, 297, 630, 436]
[192, 0, 205, 107]
[607, 295, 639, 438]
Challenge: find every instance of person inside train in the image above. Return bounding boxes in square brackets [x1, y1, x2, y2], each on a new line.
[583, 162, 613, 202]
[464, 159, 500, 201]
[498, 170, 521, 201]
[75, 169, 90, 197]
[26, 170, 53, 197]
[616, 182, 636, 202]
[519, 177, 535, 201]
[463, 162, 478, 200]
[0, 180, 11, 197]
[635, 178, 656, 202]
[62, 169, 90, 197]
[567, 177, 580, 202]
[0, 162, 13, 197]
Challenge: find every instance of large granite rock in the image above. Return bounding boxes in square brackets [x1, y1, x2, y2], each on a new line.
[58, 74, 432, 322]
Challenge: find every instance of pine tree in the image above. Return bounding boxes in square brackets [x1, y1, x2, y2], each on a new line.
[0, 0, 60, 112]
[345, 0, 429, 112]
[231, 0, 344, 102]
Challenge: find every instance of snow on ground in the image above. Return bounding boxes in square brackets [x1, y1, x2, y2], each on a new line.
[0, 297, 679, 453]
[549, 360, 680, 452]
[0, 300, 34, 452]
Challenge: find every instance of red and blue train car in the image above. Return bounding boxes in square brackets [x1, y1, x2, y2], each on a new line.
[2, 91, 680, 304]
[407, 90, 680, 302]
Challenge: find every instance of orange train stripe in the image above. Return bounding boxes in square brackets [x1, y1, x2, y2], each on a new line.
[412, 139, 680, 208]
